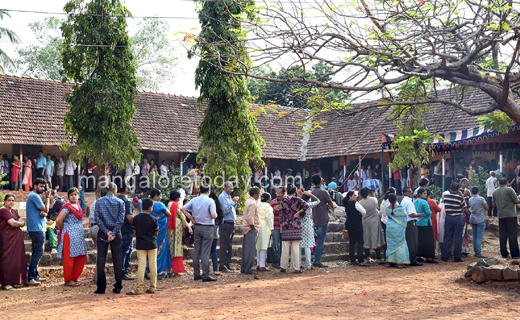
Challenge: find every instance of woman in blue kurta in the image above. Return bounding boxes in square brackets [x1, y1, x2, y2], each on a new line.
[147, 189, 172, 279]
[415, 188, 436, 263]
[385, 194, 409, 267]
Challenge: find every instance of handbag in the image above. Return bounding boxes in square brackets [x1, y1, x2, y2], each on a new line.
[266, 236, 279, 264]
[281, 228, 302, 241]
[342, 229, 349, 240]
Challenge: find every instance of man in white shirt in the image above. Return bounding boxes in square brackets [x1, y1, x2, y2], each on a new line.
[401, 187, 424, 266]
[160, 161, 168, 176]
[486, 171, 498, 217]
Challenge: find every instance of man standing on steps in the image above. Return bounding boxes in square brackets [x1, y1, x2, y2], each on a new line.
[401, 187, 424, 266]
[241, 187, 261, 275]
[181, 185, 217, 282]
[486, 171, 498, 217]
[269, 186, 285, 268]
[93, 182, 125, 294]
[311, 174, 333, 268]
[26, 177, 51, 286]
[218, 181, 239, 272]
[117, 183, 135, 281]
[493, 177, 520, 259]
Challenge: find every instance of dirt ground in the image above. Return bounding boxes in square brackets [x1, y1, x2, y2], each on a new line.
[3, 232, 520, 319]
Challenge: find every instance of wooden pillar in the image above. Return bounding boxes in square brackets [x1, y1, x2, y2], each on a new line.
[19, 145, 23, 190]
[358, 156, 362, 190]
[442, 155, 446, 191]
[180, 152, 184, 176]
[343, 155, 347, 192]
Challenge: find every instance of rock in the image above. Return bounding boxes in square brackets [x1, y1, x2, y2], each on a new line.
[484, 265, 505, 281]
[511, 259, 520, 266]
[465, 267, 476, 278]
[503, 266, 520, 281]
[483, 258, 500, 267]
[467, 262, 477, 271]
[472, 266, 487, 283]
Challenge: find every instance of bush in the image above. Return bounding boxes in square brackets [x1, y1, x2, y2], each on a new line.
[468, 166, 489, 195]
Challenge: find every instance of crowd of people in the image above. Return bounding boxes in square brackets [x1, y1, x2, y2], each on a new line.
[1, 166, 520, 292]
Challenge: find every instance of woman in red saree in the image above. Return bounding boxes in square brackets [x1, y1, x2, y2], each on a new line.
[0, 194, 28, 290]
[167, 190, 193, 275]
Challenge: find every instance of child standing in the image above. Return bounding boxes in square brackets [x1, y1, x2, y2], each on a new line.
[128, 198, 159, 295]
[468, 186, 489, 258]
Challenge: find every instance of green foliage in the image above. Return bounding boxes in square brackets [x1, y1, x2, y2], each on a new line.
[478, 112, 514, 134]
[468, 166, 490, 196]
[389, 79, 438, 170]
[60, 0, 141, 172]
[189, 0, 265, 204]
[428, 185, 444, 201]
[15, 16, 176, 91]
[15, 17, 62, 80]
[0, 191, 5, 208]
[248, 62, 347, 109]
[131, 17, 178, 91]
[0, 9, 21, 72]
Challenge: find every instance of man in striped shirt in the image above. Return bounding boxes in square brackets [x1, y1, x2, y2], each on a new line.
[442, 182, 467, 262]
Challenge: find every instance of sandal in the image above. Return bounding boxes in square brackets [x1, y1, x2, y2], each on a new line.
[397, 265, 407, 269]
[146, 289, 155, 294]
[280, 268, 286, 273]
[2, 285, 13, 291]
[126, 290, 143, 295]
[212, 271, 221, 276]
[65, 281, 78, 287]
[294, 270, 303, 274]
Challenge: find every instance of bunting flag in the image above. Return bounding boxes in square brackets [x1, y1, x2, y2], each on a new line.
[382, 124, 520, 150]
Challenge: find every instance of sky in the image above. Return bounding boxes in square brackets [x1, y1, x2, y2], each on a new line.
[1, 0, 201, 97]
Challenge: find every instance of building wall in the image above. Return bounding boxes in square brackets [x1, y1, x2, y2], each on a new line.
[0, 144, 12, 158]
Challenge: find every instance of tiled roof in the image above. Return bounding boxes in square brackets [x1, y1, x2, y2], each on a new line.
[304, 89, 488, 159]
[0, 74, 305, 159]
[0, 74, 488, 160]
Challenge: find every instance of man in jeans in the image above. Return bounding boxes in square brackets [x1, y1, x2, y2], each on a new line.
[92, 182, 125, 294]
[26, 178, 51, 285]
[486, 171, 498, 217]
[442, 182, 467, 262]
[269, 187, 285, 268]
[182, 185, 217, 282]
[311, 174, 333, 268]
[117, 183, 135, 281]
[218, 181, 239, 272]
[493, 177, 520, 259]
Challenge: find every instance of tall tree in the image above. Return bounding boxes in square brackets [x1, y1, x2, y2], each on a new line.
[0, 9, 20, 73]
[192, 0, 520, 166]
[16, 16, 177, 91]
[61, 0, 141, 189]
[188, 0, 264, 199]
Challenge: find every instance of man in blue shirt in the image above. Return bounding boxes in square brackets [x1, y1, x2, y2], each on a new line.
[182, 185, 217, 282]
[43, 154, 54, 189]
[92, 182, 125, 294]
[26, 177, 51, 285]
[36, 151, 46, 178]
[218, 181, 239, 272]
[328, 177, 338, 190]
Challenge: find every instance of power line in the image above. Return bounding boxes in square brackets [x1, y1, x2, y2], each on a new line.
[1, 8, 200, 19]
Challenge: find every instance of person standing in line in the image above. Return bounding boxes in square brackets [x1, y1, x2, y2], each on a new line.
[241, 187, 261, 275]
[280, 184, 309, 273]
[160, 160, 168, 177]
[36, 151, 46, 178]
[414, 188, 436, 264]
[64, 155, 77, 191]
[117, 183, 135, 281]
[133, 161, 140, 192]
[441, 182, 467, 262]
[392, 168, 401, 196]
[269, 187, 285, 268]
[208, 191, 224, 276]
[55, 187, 87, 286]
[493, 177, 520, 259]
[167, 190, 193, 276]
[401, 187, 423, 266]
[92, 182, 125, 294]
[384, 193, 409, 268]
[26, 178, 51, 285]
[56, 156, 65, 192]
[127, 198, 159, 295]
[311, 174, 333, 268]
[486, 171, 498, 217]
[425, 188, 442, 251]
[343, 191, 366, 265]
[43, 154, 54, 189]
[181, 185, 218, 282]
[218, 182, 239, 272]
[22, 154, 33, 192]
[0, 194, 28, 290]
[300, 190, 320, 270]
[89, 188, 107, 283]
[445, 158, 454, 189]
[468, 186, 489, 258]
[148, 189, 172, 279]
[10, 155, 21, 190]
[359, 188, 386, 264]
[256, 193, 274, 271]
